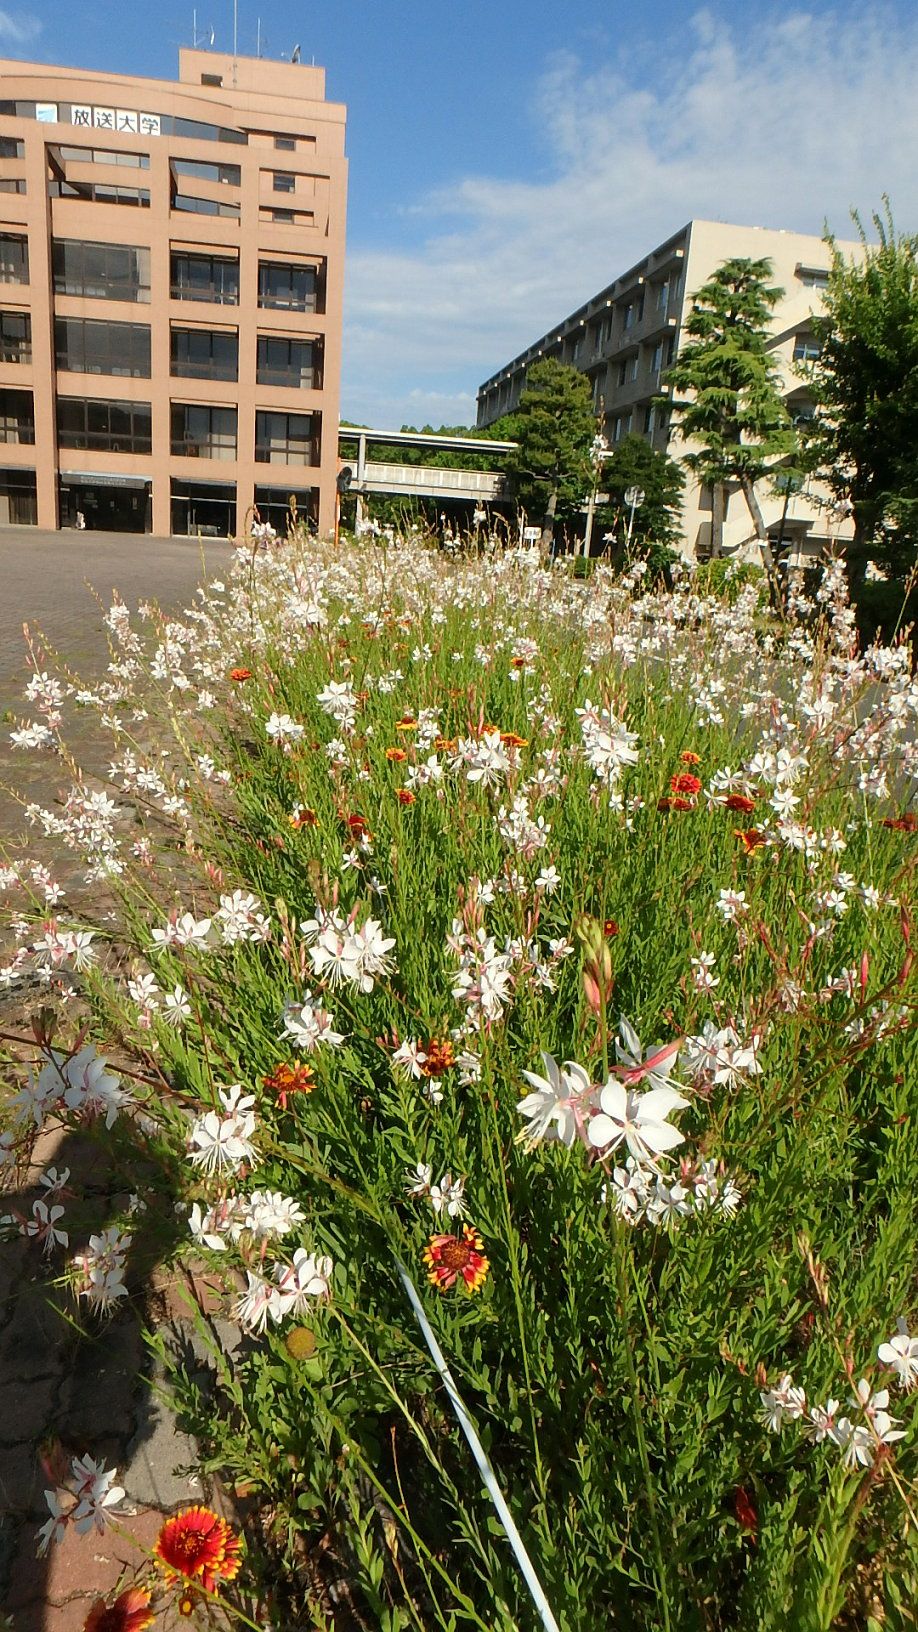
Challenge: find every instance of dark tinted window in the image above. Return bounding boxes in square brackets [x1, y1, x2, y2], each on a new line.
[170, 327, 238, 380]
[170, 402, 237, 460]
[52, 239, 150, 301]
[170, 251, 239, 304]
[56, 396, 151, 453]
[0, 310, 30, 362]
[0, 233, 28, 284]
[255, 409, 317, 465]
[0, 387, 34, 443]
[256, 334, 321, 388]
[55, 317, 150, 377]
[257, 259, 321, 313]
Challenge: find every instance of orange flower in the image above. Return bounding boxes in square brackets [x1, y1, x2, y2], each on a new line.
[670, 772, 702, 796]
[883, 812, 918, 832]
[229, 667, 252, 682]
[386, 747, 408, 762]
[83, 1590, 154, 1632]
[396, 789, 416, 806]
[289, 805, 319, 829]
[658, 795, 694, 812]
[263, 1060, 315, 1110]
[500, 731, 529, 748]
[420, 1037, 455, 1078]
[680, 750, 701, 765]
[345, 813, 371, 838]
[434, 736, 457, 752]
[395, 715, 417, 731]
[735, 828, 767, 854]
[155, 1505, 241, 1594]
[424, 1225, 490, 1294]
[725, 793, 757, 814]
[603, 918, 620, 939]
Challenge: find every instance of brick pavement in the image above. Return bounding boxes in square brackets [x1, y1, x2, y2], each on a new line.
[1, 529, 236, 1629]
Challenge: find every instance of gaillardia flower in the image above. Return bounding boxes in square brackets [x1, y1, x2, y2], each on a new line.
[424, 1224, 490, 1294]
[83, 1589, 154, 1632]
[155, 1505, 241, 1593]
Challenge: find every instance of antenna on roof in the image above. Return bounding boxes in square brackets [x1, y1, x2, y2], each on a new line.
[291, 43, 301, 62]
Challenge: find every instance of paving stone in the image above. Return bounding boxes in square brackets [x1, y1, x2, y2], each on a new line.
[122, 1389, 202, 1511]
[0, 1372, 60, 1445]
[57, 1316, 145, 1443]
[0, 1440, 46, 1519]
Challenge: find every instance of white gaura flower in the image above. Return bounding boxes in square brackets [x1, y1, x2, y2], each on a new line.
[282, 990, 344, 1051]
[70, 1455, 125, 1535]
[759, 1374, 806, 1432]
[188, 1201, 228, 1252]
[61, 1046, 131, 1129]
[162, 985, 192, 1027]
[36, 1489, 67, 1556]
[232, 1270, 283, 1335]
[405, 1161, 433, 1195]
[273, 1247, 333, 1317]
[517, 1053, 587, 1148]
[614, 1018, 682, 1093]
[245, 1190, 306, 1240]
[805, 1398, 841, 1442]
[587, 1080, 689, 1170]
[878, 1321, 918, 1390]
[430, 1173, 466, 1218]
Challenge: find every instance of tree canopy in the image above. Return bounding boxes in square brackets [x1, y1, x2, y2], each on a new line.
[665, 257, 795, 558]
[504, 358, 597, 539]
[598, 434, 684, 551]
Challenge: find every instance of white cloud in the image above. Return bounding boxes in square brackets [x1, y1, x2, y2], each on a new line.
[342, 6, 918, 426]
[0, 9, 42, 45]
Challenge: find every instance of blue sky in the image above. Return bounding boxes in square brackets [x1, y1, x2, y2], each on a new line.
[2, 1, 917, 425]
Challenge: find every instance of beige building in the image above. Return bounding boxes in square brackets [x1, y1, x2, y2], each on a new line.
[0, 46, 346, 536]
[477, 219, 860, 559]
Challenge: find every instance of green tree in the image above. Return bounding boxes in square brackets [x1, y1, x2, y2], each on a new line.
[597, 433, 684, 551]
[505, 358, 596, 543]
[806, 202, 918, 627]
[665, 257, 796, 561]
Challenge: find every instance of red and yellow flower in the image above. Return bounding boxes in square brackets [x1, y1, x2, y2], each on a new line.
[424, 1224, 490, 1294]
[229, 666, 252, 682]
[155, 1505, 241, 1595]
[386, 747, 408, 762]
[420, 1037, 455, 1078]
[396, 789, 416, 806]
[263, 1060, 315, 1110]
[679, 750, 701, 765]
[735, 827, 767, 855]
[83, 1590, 154, 1632]
[725, 793, 757, 814]
[670, 771, 702, 796]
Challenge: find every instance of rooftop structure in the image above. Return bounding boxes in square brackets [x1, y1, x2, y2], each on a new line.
[477, 219, 860, 558]
[0, 47, 346, 536]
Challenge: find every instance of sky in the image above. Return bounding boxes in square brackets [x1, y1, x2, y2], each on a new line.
[2, 1, 918, 426]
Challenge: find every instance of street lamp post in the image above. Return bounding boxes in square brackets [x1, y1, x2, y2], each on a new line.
[624, 485, 645, 551]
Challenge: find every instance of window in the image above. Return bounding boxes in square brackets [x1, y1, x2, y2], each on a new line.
[55, 317, 150, 377]
[637, 292, 645, 323]
[657, 278, 670, 314]
[570, 335, 582, 362]
[0, 233, 28, 284]
[0, 387, 33, 443]
[171, 478, 236, 536]
[257, 259, 321, 312]
[260, 205, 314, 227]
[643, 405, 655, 435]
[171, 326, 238, 381]
[201, 73, 223, 87]
[617, 360, 627, 387]
[622, 303, 634, 332]
[170, 251, 239, 304]
[171, 157, 241, 185]
[171, 402, 237, 461]
[273, 171, 296, 193]
[0, 137, 23, 158]
[793, 334, 822, 362]
[612, 411, 630, 442]
[256, 334, 321, 388]
[55, 145, 149, 168]
[255, 409, 318, 465]
[274, 135, 296, 150]
[52, 239, 150, 302]
[56, 396, 151, 453]
[254, 483, 317, 531]
[0, 465, 36, 524]
[172, 193, 240, 218]
[629, 354, 639, 382]
[0, 310, 30, 362]
[0, 180, 25, 194]
[651, 340, 665, 375]
[50, 180, 150, 206]
[798, 267, 830, 289]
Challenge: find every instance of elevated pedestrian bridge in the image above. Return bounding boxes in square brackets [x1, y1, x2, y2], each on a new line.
[338, 426, 516, 504]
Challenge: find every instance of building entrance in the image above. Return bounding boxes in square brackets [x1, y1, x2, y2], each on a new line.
[59, 475, 151, 533]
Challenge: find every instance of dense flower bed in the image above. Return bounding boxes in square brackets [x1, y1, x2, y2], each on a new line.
[3, 536, 918, 1629]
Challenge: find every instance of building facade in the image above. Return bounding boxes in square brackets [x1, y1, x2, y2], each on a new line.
[0, 47, 346, 537]
[477, 220, 859, 559]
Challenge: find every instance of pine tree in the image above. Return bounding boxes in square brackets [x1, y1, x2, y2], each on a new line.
[505, 358, 596, 544]
[665, 257, 795, 560]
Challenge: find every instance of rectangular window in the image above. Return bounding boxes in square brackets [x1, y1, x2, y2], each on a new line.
[622, 303, 634, 331]
[629, 354, 639, 382]
[0, 136, 23, 158]
[274, 135, 296, 150]
[260, 206, 314, 227]
[0, 310, 30, 363]
[255, 409, 318, 465]
[170, 251, 239, 304]
[798, 268, 830, 289]
[0, 179, 25, 194]
[172, 193, 240, 218]
[171, 402, 238, 461]
[55, 317, 150, 377]
[50, 180, 150, 206]
[0, 387, 34, 443]
[273, 171, 296, 193]
[52, 239, 150, 302]
[651, 340, 664, 375]
[658, 278, 670, 314]
[0, 464, 36, 524]
[793, 334, 822, 362]
[56, 395, 151, 453]
[644, 405, 655, 435]
[55, 145, 150, 168]
[0, 233, 28, 284]
[617, 360, 627, 387]
[171, 157, 241, 186]
[256, 334, 322, 388]
[171, 326, 238, 381]
[257, 259, 321, 312]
